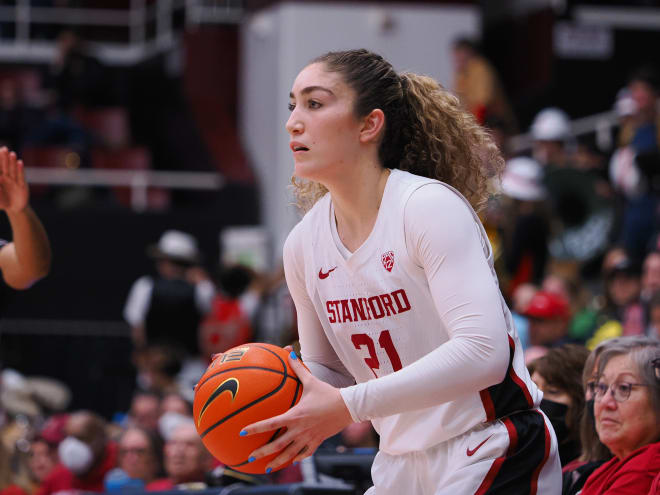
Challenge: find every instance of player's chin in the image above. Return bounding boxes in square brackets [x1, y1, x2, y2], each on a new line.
[293, 161, 327, 181]
[293, 162, 311, 177]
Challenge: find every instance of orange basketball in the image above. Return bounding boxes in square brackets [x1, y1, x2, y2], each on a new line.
[193, 343, 303, 474]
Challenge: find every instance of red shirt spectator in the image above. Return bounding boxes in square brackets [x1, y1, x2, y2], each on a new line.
[0, 486, 29, 495]
[144, 478, 176, 491]
[580, 442, 660, 494]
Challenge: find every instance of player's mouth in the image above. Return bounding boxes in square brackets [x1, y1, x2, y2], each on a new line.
[290, 141, 309, 153]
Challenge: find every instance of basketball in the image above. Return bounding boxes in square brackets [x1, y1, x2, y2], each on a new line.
[193, 343, 303, 474]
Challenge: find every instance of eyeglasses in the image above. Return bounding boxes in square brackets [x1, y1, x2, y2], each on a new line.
[586, 380, 597, 396]
[119, 447, 149, 456]
[592, 381, 650, 402]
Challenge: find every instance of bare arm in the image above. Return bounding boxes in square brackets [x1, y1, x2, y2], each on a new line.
[0, 148, 51, 289]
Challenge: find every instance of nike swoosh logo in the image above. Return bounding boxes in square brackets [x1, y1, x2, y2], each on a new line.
[466, 434, 493, 456]
[318, 267, 337, 279]
[197, 378, 239, 427]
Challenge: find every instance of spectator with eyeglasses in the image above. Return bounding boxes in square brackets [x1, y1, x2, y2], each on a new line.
[577, 336, 660, 494]
[114, 427, 163, 486]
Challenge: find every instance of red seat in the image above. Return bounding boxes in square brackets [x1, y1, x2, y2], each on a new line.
[22, 146, 80, 169]
[21, 146, 80, 196]
[91, 147, 168, 209]
[73, 107, 131, 149]
[91, 147, 150, 171]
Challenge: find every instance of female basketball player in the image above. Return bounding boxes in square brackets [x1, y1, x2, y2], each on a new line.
[241, 49, 561, 493]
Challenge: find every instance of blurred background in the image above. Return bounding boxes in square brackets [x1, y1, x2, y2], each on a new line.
[0, 0, 659, 493]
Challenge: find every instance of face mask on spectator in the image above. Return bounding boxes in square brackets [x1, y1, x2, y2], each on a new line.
[540, 398, 580, 464]
[158, 412, 191, 442]
[58, 436, 93, 475]
[540, 399, 569, 444]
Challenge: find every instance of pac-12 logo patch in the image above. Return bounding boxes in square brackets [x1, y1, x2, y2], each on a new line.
[381, 251, 394, 272]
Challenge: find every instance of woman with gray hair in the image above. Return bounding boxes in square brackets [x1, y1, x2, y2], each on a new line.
[563, 336, 652, 495]
[578, 336, 660, 494]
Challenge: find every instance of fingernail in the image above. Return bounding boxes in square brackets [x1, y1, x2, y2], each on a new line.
[266, 467, 272, 474]
[239, 430, 247, 437]
[290, 351, 298, 360]
[293, 461, 299, 466]
[248, 456, 255, 463]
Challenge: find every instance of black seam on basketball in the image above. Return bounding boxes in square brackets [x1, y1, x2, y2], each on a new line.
[253, 375, 301, 456]
[268, 427, 284, 444]
[252, 344, 288, 372]
[198, 366, 302, 389]
[200, 349, 290, 438]
[291, 379, 301, 408]
[247, 344, 288, 377]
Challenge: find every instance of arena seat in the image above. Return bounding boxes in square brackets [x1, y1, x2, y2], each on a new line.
[90, 147, 151, 171]
[22, 146, 79, 169]
[73, 106, 131, 149]
[91, 146, 162, 208]
[128, 484, 357, 495]
[314, 448, 376, 493]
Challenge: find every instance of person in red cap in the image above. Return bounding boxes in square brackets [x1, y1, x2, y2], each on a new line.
[524, 290, 572, 348]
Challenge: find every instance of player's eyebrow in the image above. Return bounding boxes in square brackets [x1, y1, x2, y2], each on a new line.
[289, 86, 335, 98]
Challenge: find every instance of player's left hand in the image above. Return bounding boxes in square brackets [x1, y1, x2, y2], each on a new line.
[240, 350, 354, 472]
[0, 148, 29, 214]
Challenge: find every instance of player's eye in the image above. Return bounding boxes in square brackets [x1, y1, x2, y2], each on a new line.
[287, 103, 295, 112]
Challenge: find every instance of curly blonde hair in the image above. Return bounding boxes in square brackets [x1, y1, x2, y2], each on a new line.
[291, 49, 504, 213]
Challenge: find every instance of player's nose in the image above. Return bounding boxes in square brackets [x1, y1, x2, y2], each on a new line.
[286, 111, 303, 135]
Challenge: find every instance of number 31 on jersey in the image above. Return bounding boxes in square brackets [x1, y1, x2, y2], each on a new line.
[351, 330, 402, 377]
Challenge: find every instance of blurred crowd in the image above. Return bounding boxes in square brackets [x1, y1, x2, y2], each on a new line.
[0, 225, 373, 493]
[0, 34, 659, 494]
[0, 27, 215, 211]
[0, 30, 122, 161]
[453, 37, 660, 494]
[482, 64, 660, 352]
[449, 37, 660, 350]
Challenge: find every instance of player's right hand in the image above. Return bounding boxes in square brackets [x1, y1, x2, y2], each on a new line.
[0, 147, 29, 214]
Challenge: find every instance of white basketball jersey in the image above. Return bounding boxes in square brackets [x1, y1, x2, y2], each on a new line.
[286, 169, 541, 454]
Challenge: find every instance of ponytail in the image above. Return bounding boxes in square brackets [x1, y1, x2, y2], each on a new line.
[393, 73, 503, 212]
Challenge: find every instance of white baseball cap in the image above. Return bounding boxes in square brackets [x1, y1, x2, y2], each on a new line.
[501, 156, 547, 201]
[614, 88, 637, 117]
[530, 107, 571, 141]
[147, 230, 201, 264]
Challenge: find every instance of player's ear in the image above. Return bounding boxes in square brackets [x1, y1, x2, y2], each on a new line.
[359, 109, 385, 144]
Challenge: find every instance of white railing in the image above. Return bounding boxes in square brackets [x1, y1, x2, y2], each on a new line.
[25, 168, 225, 212]
[509, 108, 619, 154]
[0, 0, 244, 65]
[510, 97, 660, 154]
[185, 0, 244, 26]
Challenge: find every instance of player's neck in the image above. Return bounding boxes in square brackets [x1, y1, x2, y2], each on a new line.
[330, 166, 390, 252]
